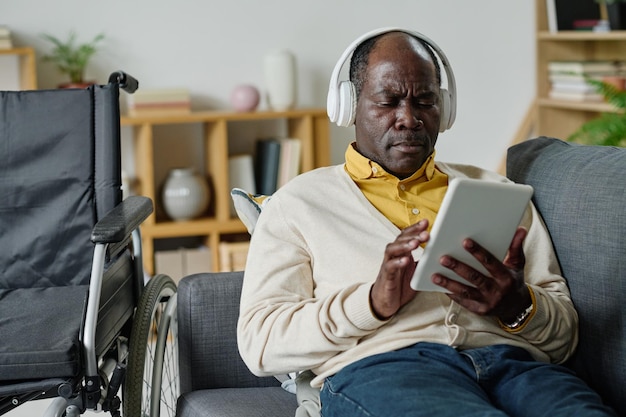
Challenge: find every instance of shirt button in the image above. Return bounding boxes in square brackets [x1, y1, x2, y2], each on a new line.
[448, 313, 458, 324]
[372, 167, 378, 174]
[399, 184, 406, 191]
[412, 208, 420, 215]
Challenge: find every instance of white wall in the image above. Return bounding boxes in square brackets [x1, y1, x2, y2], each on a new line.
[1, 0, 535, 170]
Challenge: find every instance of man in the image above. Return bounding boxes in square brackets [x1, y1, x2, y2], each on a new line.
[237, 29, 616, 416]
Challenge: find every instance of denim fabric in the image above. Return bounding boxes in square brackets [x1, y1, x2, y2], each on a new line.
[320, 342, 616, 417]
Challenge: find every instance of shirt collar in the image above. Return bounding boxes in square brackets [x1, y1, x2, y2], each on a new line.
[345, 142, 437, 182]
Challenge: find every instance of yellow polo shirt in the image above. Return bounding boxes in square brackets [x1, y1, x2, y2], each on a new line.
[344, 143, 448, 231]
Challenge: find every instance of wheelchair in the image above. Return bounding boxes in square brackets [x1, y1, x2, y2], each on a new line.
[0, 72, 178, 417]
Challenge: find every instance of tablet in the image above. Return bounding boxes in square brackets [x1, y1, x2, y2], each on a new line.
[410, 178, 533, 293]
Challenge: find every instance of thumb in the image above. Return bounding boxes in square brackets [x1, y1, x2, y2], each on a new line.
[504, 227, 527, 270]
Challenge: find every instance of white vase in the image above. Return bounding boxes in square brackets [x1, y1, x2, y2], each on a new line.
[162, 168, 210, 221]
[264, 49, 297, 111]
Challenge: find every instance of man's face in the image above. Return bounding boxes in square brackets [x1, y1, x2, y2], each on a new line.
[354, 34, 441, 179]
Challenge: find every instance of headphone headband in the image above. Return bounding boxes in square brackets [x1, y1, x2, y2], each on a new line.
[327, 27, 457, 131]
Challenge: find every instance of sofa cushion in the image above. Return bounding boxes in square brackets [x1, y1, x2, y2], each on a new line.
[176, 387, 297, 417]
[506, 137, 625, 415]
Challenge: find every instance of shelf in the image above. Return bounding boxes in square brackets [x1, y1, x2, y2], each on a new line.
[123, 108, 330, 276]
[121, 108, 327, 125]
[537, 31, 626, 41]
[145, 218, 246, 239]
[537, 98, 618, 113]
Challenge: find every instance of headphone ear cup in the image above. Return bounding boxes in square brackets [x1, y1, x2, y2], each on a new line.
[439, 88, 451, 132]
[337, 81, 357, 127]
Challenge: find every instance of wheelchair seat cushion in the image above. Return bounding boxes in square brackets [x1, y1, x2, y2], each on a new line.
[176, 387, 297, 417]
[0, 285, 88, 381]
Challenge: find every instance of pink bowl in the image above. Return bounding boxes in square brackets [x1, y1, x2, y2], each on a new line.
[230, 84, 260, 112]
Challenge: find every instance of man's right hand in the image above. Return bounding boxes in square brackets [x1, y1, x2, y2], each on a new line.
[370, 220, 430, 320]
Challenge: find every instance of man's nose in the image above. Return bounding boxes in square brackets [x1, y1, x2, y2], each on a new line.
[395, 103, 422, 130]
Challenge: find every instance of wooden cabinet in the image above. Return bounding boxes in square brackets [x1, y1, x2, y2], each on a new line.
[535, 0, 626, 139]
[0, 47, 37, 90]
[120, 108, 330, 275]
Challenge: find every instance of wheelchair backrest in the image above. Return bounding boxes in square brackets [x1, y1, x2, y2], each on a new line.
[0, 85, 122, 289]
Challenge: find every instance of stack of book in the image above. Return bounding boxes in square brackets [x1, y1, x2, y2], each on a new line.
[127, 88, 191, 115]
[255, 137, 302, 195]
[0, 26, 13, 49]
[548, 60, 624, 102]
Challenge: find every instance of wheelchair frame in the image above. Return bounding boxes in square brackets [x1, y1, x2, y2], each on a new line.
[0, 73, 179, 417]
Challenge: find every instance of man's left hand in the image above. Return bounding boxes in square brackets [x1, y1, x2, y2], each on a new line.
[431, 227, 531, 322]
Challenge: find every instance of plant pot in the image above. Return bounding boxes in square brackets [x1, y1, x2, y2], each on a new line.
[602, 75, 626, 92]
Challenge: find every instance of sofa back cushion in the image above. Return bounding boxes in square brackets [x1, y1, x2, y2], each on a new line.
[506, 137, 625, 415]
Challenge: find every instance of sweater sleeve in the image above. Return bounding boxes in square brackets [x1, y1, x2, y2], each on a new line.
[236, 194, 387, 377]
[514, 203, 579, 364]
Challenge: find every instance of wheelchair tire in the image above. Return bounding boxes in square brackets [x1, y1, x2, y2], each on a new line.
[123, 274, 179, 417]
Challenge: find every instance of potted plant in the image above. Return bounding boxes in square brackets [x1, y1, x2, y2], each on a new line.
[568, 77, 626, 146]
[41, 31, 105, 88]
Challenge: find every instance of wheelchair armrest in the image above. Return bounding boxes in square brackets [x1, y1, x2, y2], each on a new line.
[91, 196, 153, 244]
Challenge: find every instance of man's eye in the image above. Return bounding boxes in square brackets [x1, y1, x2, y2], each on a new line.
[376, 99, 397, 107]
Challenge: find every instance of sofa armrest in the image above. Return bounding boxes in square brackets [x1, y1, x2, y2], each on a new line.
[177, 271, 281, 394]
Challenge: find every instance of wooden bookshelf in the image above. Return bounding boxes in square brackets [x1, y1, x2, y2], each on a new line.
[120, 108, 330, 275]
[535, 0, 626, 140]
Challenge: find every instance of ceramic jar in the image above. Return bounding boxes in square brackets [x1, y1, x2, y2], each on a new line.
[263, 49, 297, 111]
[162, 168, 210, 221]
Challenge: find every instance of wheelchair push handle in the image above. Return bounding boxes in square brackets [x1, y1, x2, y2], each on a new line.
[108, 71, 139, 94]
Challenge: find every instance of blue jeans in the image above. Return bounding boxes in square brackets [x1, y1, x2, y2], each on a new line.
[320, 342, 616, 417]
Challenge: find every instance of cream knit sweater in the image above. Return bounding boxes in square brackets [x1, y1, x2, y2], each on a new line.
[237, 162, 578, 388]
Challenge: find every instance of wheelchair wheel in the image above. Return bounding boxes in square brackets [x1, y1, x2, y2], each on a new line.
[124, 274, 179, 417]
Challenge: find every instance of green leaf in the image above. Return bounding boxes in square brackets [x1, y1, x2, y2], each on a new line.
[40, 31, 105, 83]
[567, 76, 626, 147]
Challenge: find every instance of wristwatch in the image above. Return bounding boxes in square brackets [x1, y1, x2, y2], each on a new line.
[499, 286, 536, 332]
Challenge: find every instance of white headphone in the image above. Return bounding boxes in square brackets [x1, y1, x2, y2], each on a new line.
[326, 27, 457, 132]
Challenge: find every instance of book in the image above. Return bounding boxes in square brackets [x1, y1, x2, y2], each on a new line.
[548, 60, 622, 74]
[548, 73, 604, 84]
[228, 154, 256, 216]
[548, 89, 603, 102]
[254, 139, 281, 195]
[546, 0, 602, 32]
[129, 88, 190, 104]
[276, 138, 302, 189]
[127, 88, 191, 115]
[550, 81, 597, 94]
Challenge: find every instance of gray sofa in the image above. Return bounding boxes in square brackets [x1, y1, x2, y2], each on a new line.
[175, 137, 624, 416]
[176, 272, 297, 417]
[507, 137, 625, 416]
